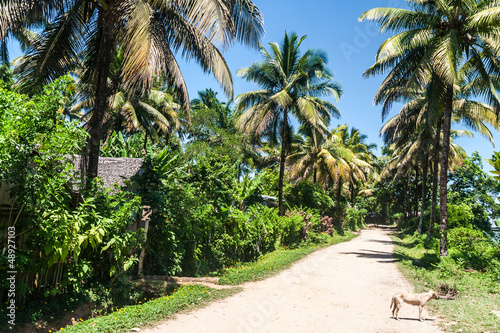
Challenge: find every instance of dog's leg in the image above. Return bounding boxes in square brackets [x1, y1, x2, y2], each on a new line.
[418, 305, 423, 321]
[394, 298, 402, 320]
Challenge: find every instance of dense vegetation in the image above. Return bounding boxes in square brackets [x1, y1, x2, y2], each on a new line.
[0, 28, 374, 328]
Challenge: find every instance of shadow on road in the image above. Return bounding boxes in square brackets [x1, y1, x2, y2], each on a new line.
[390, 317, 435, 322]
[339, 249, 398, 263]
[367, 239, 394, 246]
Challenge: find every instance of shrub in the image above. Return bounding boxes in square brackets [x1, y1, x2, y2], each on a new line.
[320, 215, 335, 234]
[285, 180, 334, 212]
[345, 208, 368, 231]
[280, 209, 323, 247]
[280, 212, 305, 247]
[448, 227, 498, 271]
[448, 204, 474, 229]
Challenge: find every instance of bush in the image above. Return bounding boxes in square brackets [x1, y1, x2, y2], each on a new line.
[280, 212, 305, 247]
[448, 204, 474, 229]
[448, 227, 498, 271]
[280, 209, 323, 247]
[345, 208, 368, 231]
[285, 180, 334, 212]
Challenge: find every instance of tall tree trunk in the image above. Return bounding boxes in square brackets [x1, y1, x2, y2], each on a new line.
[417, 157, 429, 234]
[439, 89, 453, 256]
[429, 118, 442, 238]
[336, 177, 343, 222]
[403, 178, 409, 223]
[137, 206, 152, 276]
[85, 11, 115, 186]
[350, 181, 355, 206]
[278, 108, 288, 216]
[414, 167, 420, 218]
[143, 134, 148, 152]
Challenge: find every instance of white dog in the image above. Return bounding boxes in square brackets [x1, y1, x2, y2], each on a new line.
[390, 290, 438, 321]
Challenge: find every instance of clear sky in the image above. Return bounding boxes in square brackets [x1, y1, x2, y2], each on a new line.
[7, 0, 499, 170]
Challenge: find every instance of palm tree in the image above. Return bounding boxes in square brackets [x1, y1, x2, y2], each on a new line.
[336, 126, 378, 204]
[108, 88, 180, 149]
[360, 0, 500, 255]
[236, 32, 343, 215]
[189, 88, 237, 144]
[3, 0, 264, 184]
[380, 68, 499, 234]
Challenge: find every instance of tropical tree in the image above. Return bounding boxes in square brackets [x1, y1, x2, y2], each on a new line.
[360, 0, 500, 255]
[2, 0, 264, 184]
[236, 32, 343, 215]
[379, 67, 499, 234]
[336, 125, 378, 204]
[107, 88, 180, 148]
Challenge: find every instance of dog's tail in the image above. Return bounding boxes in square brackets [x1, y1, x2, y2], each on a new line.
[390, 297, 394, 309]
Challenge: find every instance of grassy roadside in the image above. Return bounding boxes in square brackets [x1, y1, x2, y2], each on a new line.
[62, 285, 240, 333]
[390, 232, 500, 333]
[61, 231, 357, 332]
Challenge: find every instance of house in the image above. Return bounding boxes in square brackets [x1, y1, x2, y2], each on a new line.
[0, 156, 144, 219]
[260, 195, 278, 208]
[69, 156, 144, 191]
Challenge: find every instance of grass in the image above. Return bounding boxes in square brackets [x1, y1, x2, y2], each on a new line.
[58, 231, 358, 332]
[218, 232, 357, 285]
[62, 285, 241, 333]
[391, 232, 500, 333]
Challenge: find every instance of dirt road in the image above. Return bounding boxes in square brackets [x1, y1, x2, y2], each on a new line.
[143, 226, 442, 333]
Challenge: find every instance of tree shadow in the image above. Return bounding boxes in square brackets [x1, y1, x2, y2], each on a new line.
[340, 249, 398, 263]
[367, 239, 394, 246]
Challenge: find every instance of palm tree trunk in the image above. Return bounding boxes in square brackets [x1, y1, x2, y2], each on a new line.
[417, 157, 429, 234]
[350, 182, 355, 206]
[414, 166, 420, 218]
[429, 119, 442, 238]
[278, 108, 288, 216]
[439, 89, 453, 256]
[403, 178, 409, 223]
[336, 177, 343, 222]
[86, 11, 116, 186]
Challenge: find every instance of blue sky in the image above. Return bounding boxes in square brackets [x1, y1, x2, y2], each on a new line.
[7, 0, 499, 170]
[179, 0, 499, 170]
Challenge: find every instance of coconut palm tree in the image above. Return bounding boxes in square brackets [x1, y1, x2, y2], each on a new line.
[2, 0, 264, 184]
[335, 126, 378, 204]
[236, 32, 343, 215]
[361, 0, 500, 255]
[380, 68, 499, 234]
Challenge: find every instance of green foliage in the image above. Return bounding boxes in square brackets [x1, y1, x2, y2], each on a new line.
[100, 131, 147, 158]
[487, 151, 500, 181]
[234, 170, 268, 209]
[447, 203, 474, 229]
[0, 64, 14, 89]
[280, 209, 322, 247]
[345, 207, 367, 231]
[0, 76, 86, 186]
[448, 227, 499, 272]
[448, 152, 500, 232]
[0, 78, 142, 300]
[285, 180, 334, 212]
[280, 213, 305, 247]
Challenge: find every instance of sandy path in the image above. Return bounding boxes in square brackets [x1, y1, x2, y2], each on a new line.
[143, 226, 441, 333]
